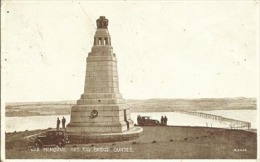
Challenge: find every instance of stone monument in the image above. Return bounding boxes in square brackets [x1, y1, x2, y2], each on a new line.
[67, 16, 143, 143]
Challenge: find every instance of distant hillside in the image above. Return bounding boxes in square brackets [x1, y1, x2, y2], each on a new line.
[128, 97, 257, 112]
[5, 100, 76, 107]
[5, 100, 75, 117]
[5, 98, 256, 117]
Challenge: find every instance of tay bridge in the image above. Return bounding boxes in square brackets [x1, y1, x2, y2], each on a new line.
[179, 111, 251, 129]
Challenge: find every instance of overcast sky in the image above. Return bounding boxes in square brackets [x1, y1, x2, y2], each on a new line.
[2, 1, 259, 102]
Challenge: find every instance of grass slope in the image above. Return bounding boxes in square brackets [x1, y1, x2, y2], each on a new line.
[5, 126, 257, 159]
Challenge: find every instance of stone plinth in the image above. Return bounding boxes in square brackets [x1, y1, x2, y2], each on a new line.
[66, 16, 142, 142]
[68, 127, 143, 144]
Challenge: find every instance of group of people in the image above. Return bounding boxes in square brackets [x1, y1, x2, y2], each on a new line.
[136, 115, 168, 126]
[56, 116, 66, 130]
[161, 116, 168, 125]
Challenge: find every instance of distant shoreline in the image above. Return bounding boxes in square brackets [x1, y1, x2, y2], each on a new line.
[5, 98, 257, 117]
[5, 108, 257, 118]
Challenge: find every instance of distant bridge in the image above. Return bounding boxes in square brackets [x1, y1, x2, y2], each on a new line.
[179, 111, 251, 129]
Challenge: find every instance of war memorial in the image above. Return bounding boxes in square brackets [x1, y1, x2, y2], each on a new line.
[66, 16, 143, 143]
[3, 11, 257, 159]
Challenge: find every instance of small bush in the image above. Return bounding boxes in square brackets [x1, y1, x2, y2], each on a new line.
[132, 142, 137, 144]
[184, 138, 188, 141]
[152, 140, 157, 143]
[170, 139, 173, 142]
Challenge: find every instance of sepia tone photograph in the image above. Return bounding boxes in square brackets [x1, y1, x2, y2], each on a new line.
[1, 0, 259, 161]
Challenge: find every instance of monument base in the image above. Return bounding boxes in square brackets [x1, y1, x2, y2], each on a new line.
[67, 127, 143, 144]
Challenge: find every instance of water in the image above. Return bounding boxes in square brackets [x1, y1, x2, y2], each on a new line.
[199, 110, 257, 128]
[131, 112, 230, 128]
[5, 115, 70, 133]
[5, 110, 257, 133]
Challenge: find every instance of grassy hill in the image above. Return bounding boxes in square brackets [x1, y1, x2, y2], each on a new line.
[5, 126, 257, 159]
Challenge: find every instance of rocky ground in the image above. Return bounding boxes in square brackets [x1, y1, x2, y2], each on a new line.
[5, 126, 257, 159]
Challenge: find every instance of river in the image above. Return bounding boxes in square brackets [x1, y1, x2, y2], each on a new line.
[5, 110, 257, 133]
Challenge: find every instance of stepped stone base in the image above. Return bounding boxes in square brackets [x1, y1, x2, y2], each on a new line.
[67, 92, 135, 134]
[67, 120, 134, 134]
[67, 127, 143, 144]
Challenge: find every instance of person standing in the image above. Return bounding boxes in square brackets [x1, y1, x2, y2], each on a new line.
[161, 116, 164, 125]
[62, 116, 66, 129]
[57, 118, 60, 130]
[164, 115, 168, 125]
[137, 115, 141, 125]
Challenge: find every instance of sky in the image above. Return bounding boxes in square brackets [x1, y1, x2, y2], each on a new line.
[1, 1, 259, 102]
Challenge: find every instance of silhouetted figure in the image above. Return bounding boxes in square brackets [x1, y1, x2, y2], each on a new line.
[161, 116, 164, 125]
[62, 116, 66, 129]
[137, 115, 141, 125]
[164, 116, 168, 125]
[57, 118, 60, 130]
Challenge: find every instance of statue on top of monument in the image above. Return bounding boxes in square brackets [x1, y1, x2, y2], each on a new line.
[96, 16, 108, 29]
